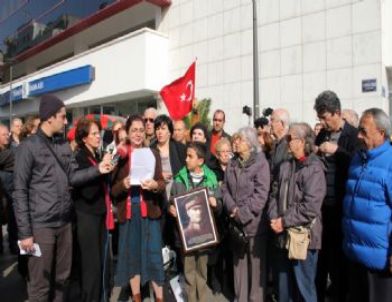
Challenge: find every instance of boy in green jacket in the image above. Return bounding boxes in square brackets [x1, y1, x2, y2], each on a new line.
[169, 142, 220, 302]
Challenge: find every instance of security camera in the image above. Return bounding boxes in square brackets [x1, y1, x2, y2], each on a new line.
[242, 105, 252, 117]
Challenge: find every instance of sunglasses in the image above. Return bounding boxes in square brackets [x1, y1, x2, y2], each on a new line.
[144, 118, 155, 123]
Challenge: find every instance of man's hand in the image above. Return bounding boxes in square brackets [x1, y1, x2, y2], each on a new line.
[168, 205, 177, 218]
[208, 197, 217, 208]
[270, 218, 284, 234]
[318, 142, 338, 155]
[98, 154, 114, 174]
[140, 179, 158, 191]
[20, 237, 35, 253]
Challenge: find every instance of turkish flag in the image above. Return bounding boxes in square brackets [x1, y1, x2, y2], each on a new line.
[160, 62, 195, 120]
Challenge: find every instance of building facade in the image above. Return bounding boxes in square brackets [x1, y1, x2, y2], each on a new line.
[0, 0, 391, 132]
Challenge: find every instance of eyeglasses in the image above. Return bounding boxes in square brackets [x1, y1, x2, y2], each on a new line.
[358, 126, 367, 135]
[144, 118, 154, 123]
[286, 134, 300, 142]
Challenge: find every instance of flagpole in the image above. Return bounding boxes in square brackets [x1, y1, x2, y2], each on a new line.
[252, 0, 260, 119]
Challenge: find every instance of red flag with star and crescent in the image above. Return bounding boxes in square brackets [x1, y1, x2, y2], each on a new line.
[160, 61, 195, 120]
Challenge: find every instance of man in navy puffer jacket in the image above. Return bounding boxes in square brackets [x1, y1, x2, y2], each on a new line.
[343, 108, 392, 302]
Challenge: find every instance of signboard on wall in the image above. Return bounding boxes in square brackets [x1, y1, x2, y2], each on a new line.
[0, 85, 26, 107]
[28, 65, 95, 96]
[362, 79, 377, 93]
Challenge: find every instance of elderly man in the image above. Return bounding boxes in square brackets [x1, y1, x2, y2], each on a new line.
[143, 107, 157, 146]
[313, 90, 362, 302]
[173, 120, 188, 145]
[210, 109, 230, 156]
[10, 117, 22, 148]
[342, 109, 359, 128]
[343, 108, 392, 302]
[270, 108, 290, 179]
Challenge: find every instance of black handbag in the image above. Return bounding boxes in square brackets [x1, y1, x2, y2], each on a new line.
[227, 217, 249, 256]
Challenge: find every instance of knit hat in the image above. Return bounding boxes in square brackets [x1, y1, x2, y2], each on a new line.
[39, 94, 65, 121]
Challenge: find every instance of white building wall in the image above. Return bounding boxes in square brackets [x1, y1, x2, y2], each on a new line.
[159, 0, 388, 133]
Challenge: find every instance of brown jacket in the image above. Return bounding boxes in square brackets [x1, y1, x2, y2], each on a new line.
[111, 147, 165, 223]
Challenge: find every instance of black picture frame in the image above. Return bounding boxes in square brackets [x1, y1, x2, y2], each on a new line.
[173, 187, 219, 253]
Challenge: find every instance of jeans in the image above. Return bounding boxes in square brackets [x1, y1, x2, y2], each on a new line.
[275, 248, 318, 302]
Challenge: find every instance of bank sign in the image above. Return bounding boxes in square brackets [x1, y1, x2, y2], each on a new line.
[0, 85, 25, 106]
[0, 65, 95, 107]
[28, 65, 95, 96]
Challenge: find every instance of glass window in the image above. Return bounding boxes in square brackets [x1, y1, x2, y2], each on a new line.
[0, 0, 116, 59]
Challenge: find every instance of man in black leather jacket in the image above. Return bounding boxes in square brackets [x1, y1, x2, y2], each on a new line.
[13, 94, 113, 302]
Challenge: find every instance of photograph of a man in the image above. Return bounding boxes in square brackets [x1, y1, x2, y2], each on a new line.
[180, 193, 215, 249]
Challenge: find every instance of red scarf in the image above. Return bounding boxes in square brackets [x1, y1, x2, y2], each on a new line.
[87, 157, 114, 230]
[125, 145, 148, 219]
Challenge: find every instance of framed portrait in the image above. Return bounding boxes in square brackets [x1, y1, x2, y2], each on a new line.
[173, 187, 219, 253]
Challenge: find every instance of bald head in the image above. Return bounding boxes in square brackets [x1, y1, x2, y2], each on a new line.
[270, 108, 290, 139]
[173, 120, 188, 144]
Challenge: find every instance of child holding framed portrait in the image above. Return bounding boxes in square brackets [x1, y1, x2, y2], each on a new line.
[169, 142, 221, 302]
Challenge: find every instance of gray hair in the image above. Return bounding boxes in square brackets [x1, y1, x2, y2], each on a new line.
[342, 109, 359, 128]
[362, 108, 391, 138]
[273, 108, 290, 131]
[237, 127, 261, 153]
[289, 122, 315, 155]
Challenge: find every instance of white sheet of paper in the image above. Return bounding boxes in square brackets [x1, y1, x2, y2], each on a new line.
[18, 241, 42, 257]
[170, 274, 186, 302]
[130, 148, 156, 185]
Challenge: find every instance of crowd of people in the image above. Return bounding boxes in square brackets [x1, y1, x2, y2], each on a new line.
[0, 90, 391, 302]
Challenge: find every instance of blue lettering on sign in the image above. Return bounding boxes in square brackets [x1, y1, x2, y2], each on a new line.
[0, 85, 24, 107]
[28, 65, 95, 96]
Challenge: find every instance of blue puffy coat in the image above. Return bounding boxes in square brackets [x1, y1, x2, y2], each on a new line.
[343, 141, 392, 270]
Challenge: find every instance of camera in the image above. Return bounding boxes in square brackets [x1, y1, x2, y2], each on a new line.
[242, 105, 252, 117]
[262, 107, 273, 117]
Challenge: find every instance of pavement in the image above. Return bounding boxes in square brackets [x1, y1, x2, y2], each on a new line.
[0, 226, 230, 302]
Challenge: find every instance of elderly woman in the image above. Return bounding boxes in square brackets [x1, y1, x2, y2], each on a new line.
[222, 127, 270, 302]
[268, 123, 326, 302]
[214, 137, 233, 182]
[111, 115, 165, 302]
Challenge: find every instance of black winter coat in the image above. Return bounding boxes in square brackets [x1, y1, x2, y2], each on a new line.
[73, 147, 106, 215]
[315, 122, 363, 205]
[13, 129, 100, 239]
